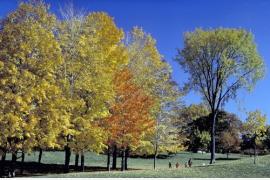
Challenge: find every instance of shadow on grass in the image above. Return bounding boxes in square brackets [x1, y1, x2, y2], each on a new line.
[130, 154, 175, 159]
[193, 157, 240, 161]
[0, 161, 140, 177]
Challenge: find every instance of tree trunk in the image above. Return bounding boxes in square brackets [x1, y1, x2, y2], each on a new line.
[0, 150, 6, 177]
[0, 160, 3, 177]
[249, 148, 252, 157]
[20, 151, 25, 175]
[1, 152, 6, 162]
[210, 112, 217, 164]
[81, 151, 85, 172]
[12, 152, 17, 162]
[112, 145, 117, 170]
[38, 148, 43, 164]
[154, 143, 158, 170]
[11, 151, 17, 177]
[227, 150, 229, 159]
[254, 143, 256, 164]
[64, 145, 71, 173]
[121, 149, 125, 171]
[124, 148, 129, 170]
[107, 146, 111, 171]
[75, 153, 79, 170]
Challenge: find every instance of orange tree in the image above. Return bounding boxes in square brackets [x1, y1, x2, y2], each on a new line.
[103, 68, 154, 171]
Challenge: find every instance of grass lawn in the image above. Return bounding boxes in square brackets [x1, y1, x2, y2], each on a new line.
[5, 151, 270, 178]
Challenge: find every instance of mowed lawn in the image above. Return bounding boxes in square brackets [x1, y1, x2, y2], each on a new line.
[5, 151, 270, 178]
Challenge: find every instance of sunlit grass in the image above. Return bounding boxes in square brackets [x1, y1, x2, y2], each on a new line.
[42, 153, 270, 178]
[9, 151, 268, 177]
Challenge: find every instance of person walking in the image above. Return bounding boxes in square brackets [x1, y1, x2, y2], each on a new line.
[169, 162, 172, 168]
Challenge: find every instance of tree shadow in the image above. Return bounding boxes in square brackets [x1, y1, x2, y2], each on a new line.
[193, 157, 240, 161]
[0, 161, 139, 177]
[216, 157, 241, 161]
[131, 154, 174, 159]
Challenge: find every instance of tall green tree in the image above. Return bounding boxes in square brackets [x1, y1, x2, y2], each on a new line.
[176, 28, 265, 164]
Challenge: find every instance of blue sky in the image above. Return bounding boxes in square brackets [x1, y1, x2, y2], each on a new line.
[0, 0, 269, 123]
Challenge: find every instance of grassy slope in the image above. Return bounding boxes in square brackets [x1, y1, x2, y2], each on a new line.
[42, 154, 270, 178]
[14, 151, 268, 178]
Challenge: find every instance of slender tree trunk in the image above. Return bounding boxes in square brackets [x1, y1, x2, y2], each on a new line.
[64, 145, 71, 173]
[227, 150, 229, 159]
[1, 151, 6, 162]
[20, 151, 25, 175]
[11, 151, 17, 177]
[121, 149, 125, 171]
[249, 148, 252, 157]
[75, 153, 79, 170]
[81, 151, 85, 172]
[154, 143, 158, 170]
[107, 146, 111, 171]
[38, 148, 43, 164]
[254, 143, 256, 164]
[0, 161, 3, 177]
[12, 152, 17, 162]
[124, 148, 129, 170]
[210, 112, 217, 164]
[0, 150, 6, 177]
[112, 145, 117, 170]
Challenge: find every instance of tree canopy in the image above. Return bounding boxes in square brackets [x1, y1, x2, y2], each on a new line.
[176, 28, 265, 163]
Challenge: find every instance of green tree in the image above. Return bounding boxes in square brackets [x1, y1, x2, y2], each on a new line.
[262, 126, 270, 151]
[243, 110, 267, 164]
[197, 130, 211, 152]
[176, 28, 265, 164]
[174, 104, 209, 152]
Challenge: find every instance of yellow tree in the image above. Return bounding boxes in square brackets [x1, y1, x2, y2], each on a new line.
[126, 27, 183, 169]
[243, 110, 267, 164]
[57, 9, 128, 171]
[0, 1, 69, 168]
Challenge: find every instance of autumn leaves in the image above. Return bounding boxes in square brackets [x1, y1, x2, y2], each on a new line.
[0, 1, 181, 172]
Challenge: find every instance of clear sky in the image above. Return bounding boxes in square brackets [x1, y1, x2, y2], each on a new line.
[0, 0, 269, 123]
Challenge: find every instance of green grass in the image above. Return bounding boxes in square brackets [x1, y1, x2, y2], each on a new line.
[8, 150, 241, 169]
[6, 151, 270, 177]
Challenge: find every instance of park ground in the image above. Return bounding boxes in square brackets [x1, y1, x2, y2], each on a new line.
[3, 151, 270, 178]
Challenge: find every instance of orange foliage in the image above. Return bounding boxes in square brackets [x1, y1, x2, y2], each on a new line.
[105, 68, 155, 149]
